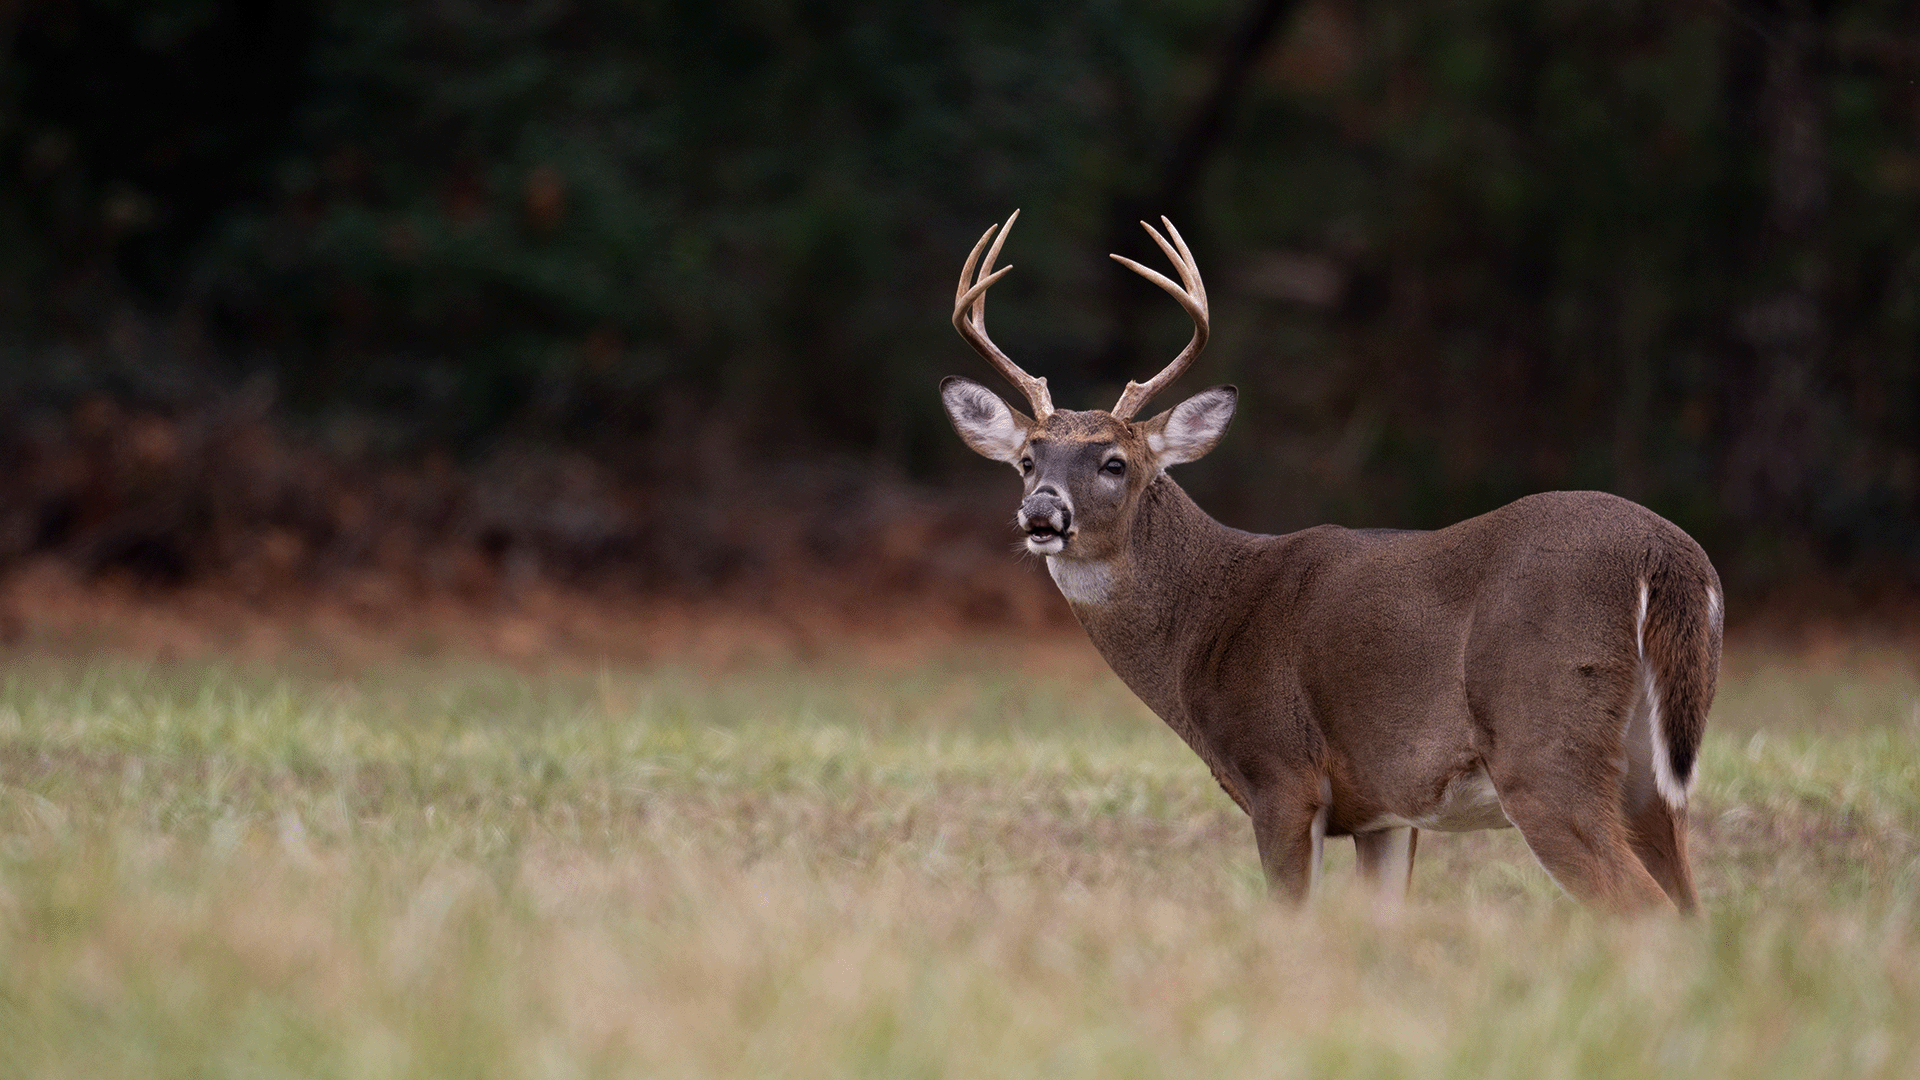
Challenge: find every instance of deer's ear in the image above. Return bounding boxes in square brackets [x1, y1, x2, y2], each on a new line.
[941, 376, 1034, 464]
[1141, 385, 1236, 467]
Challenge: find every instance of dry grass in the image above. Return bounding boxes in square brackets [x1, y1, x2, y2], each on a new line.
[0, 642, 1915, 1078]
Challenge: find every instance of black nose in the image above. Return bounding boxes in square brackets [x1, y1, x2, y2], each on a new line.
[1019, 491, 1071, 537]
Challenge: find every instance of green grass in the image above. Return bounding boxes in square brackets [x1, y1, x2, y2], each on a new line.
[0, 646, 1916, 1079]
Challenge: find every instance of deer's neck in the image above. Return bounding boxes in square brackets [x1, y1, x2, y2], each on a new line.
[1048, 474, 1259, 720]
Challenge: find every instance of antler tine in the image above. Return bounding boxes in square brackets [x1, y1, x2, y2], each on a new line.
[1109, 217, 1210, 421]
[952, 210, 1054, 417]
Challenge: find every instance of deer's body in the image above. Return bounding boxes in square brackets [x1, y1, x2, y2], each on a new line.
[1051, 466, 1719, 907]
[941, 212, 1721, 912]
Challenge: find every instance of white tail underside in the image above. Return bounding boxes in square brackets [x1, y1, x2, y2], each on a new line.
[1636, 580, 1692, 809]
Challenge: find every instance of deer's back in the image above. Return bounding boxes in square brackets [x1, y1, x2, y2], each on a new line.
[1292, 490, 1706, 636]
[1276, 491, 1712, 804]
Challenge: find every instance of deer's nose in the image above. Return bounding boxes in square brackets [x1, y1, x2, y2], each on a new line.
[1019, 490, 1072, 537]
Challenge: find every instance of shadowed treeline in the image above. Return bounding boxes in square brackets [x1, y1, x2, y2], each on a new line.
[1, 0, 1917, 604]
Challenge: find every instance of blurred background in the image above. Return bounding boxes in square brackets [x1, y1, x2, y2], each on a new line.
[1, 0, 1916, 645]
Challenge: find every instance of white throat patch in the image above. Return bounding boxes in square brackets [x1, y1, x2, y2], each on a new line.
[1047, 558, 1114, 606]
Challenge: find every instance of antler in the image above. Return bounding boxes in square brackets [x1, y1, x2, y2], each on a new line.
[953, 210, 1053, 418]
[1109, 217, 1209, 421]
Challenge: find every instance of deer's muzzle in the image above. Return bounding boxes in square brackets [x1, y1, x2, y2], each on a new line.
[1019, 490, 1072, 555]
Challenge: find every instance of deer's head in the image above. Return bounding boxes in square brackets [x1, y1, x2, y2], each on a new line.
[940, 211, 1235, 561]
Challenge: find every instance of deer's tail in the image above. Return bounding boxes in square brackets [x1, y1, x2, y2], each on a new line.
[1636, 546, 1724, 809]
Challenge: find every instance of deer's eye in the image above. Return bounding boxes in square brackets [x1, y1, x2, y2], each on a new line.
[1020, 458, 1034, 474]
[1103, 459, 1126, 475]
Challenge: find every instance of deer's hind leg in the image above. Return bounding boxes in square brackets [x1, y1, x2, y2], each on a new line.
[1476, 663, 1672, 912]
[1618, 673, 1700, 912]
[1490, 765, 1668, 911]
[1624, 798, 1698, 912]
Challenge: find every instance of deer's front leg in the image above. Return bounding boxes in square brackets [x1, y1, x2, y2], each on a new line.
[1249, 774, 1331, 903]
[1354, 826, 1418, 908]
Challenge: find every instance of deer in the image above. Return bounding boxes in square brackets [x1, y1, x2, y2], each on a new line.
[939, 210, 1723, 912]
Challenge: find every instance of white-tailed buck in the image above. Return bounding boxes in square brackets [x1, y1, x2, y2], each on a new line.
[940, 211, 1722, 912]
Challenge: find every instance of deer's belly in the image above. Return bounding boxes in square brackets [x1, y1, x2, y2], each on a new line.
[1358, 765, 1512, 833]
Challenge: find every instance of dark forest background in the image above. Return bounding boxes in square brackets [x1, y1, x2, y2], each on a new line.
[2, 0, 1917, 611]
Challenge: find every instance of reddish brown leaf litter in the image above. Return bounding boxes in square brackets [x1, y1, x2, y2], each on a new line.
[0, 554, 1103, 674]
[0, 397, 1085, 668]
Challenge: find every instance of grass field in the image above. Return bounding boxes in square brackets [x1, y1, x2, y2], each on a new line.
[1, 639, 1916, 1078]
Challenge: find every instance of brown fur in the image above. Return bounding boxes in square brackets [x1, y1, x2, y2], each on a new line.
[942, 393, 1722, 913]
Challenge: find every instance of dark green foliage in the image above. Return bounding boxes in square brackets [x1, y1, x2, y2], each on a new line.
[2, 0, 1917, 581]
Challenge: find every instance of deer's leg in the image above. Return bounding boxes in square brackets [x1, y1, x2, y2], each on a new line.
[1625, 797, 1699, 913]
[1354, 826, 1417, 904]
[1619, 682, 1702, 913]
[1468, 645, 1675, 913]
[1487, 752, 1671, 913]
[1249, 775, 1330, 904]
